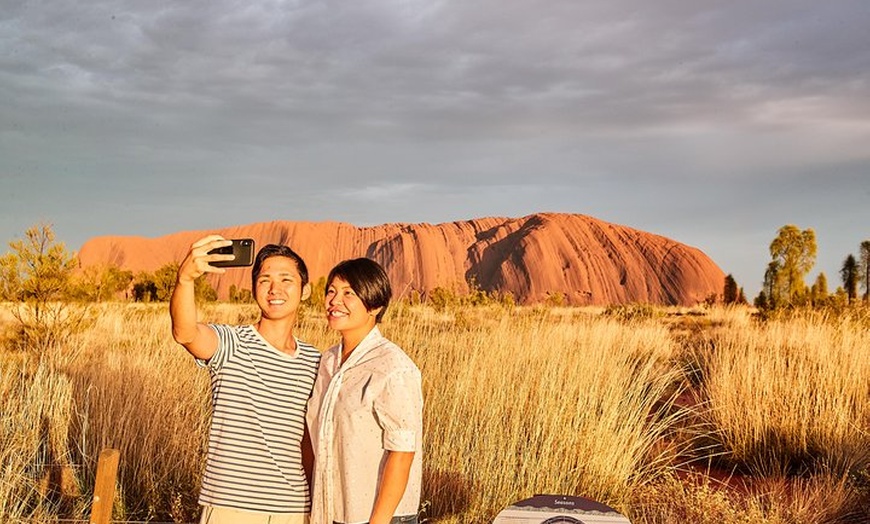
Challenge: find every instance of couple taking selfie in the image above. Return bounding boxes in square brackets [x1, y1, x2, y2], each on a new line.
[170, 235, 423, 524]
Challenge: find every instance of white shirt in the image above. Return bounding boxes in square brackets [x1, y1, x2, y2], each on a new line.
[307, 327, 423, 524]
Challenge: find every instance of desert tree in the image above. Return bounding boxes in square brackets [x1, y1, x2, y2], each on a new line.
[860, 240, 870, 302]
[71, 264, 134, 301]
[131, 262, 216, 303]
[840, 254, 859, 304]
[761, 260, 784, 308]
[153, 262, 180, 301]
[754, 290, 769, 310]
[768, 224, 817, 305]
[810, 272, 828, 306]
[723, 274, 740, 304]
[0, 223, 92, 348]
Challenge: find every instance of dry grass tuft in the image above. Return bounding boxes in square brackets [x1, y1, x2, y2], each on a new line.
[0, 302, 868, 523]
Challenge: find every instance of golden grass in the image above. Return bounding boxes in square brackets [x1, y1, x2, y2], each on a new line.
[0, 302, 868, 523]
[695, 312, 870, 478]
[392, 307, 684, 521]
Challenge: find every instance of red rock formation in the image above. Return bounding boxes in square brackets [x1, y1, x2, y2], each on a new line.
[77, 213, 725, 306]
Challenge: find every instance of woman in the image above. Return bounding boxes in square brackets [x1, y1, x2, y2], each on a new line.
[307, 258, 423, 524]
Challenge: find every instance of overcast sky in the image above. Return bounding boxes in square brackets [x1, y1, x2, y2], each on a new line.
[2, 0, 868, 297]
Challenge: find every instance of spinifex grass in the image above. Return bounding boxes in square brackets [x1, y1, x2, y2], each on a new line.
[389, 306, 685, 521]
[698, 312, 870, 478]
[1, 302, 868, 523]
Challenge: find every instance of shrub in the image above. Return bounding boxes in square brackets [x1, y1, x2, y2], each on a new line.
[602, 303, 658, 322]
[0, 223, 93, 349]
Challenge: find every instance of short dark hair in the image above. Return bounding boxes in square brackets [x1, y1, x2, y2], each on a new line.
[327, 258, 392, 322]
[251, 244, 309, 292]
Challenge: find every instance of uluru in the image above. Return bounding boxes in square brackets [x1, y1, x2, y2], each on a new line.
[77, 213, 725, 306]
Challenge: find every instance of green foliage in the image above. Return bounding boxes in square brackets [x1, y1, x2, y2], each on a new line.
[427, 286, 458, 311]
[841, 254, 859, 304]
[131, 263, 216, 303]
[228, 284, 253, 304]
[406, 289, 422, 306]
[196, 278, 218, 303]
[761, 261, 783, 309]
[131, 278, 158, 302]
[496, 290, 516, 310]
[0, 223, 93, 348]
[70, 264, 134, 301]
[545, 291, 566, 307]
[754, 290, 769, 310]
[768, 225, 817, 306]
[0, 223, 76, 302]
[153, 263, 180, 302]
[832, 287, 848, 306]
[810, 272, 829, 306]
[602, 302, 658, 322]
[860, 240, 870, 302]
[723, 274, 739, 304]
[466, 278, 495, 307]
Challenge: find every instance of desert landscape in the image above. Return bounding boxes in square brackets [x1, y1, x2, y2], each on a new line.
[2, 301, 869, 523]
[1, 218, 869, 523]
[6, 0, 869, 521]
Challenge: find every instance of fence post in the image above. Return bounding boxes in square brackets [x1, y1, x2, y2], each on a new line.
[89, 448, 120, 524]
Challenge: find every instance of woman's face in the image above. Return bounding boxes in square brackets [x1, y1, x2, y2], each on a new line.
[325, 276, 374, 334]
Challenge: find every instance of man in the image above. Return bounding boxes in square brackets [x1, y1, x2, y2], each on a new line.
[170, 235, 320, 524]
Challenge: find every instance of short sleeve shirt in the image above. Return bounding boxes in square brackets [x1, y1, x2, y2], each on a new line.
[197, 324, 321, 514]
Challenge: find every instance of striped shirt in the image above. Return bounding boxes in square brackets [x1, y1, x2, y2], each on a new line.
[197, 324, 321, 514]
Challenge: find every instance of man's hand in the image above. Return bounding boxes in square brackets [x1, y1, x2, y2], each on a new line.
[170, 235, 231, 360]
[176, 235, 233, 285]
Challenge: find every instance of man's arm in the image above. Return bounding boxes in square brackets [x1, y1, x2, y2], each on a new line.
[169, 235, 232, 360]
[369, 451, 414, 524]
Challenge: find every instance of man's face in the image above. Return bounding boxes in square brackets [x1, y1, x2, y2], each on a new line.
[253, 256, 311, 320]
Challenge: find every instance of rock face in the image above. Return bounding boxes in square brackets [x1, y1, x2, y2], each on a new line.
[77, 213, 725, 306]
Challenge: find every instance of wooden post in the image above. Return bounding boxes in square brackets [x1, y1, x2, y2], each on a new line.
[89, 448, 120, 524]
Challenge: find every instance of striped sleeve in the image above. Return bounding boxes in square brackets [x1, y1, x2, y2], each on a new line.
[194, 324, 235, 371]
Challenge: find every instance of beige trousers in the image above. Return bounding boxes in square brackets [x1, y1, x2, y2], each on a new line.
[199, 506, 309, 524]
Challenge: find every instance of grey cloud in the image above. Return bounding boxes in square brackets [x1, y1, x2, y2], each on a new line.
[7, 0, 868, 149]
[2, 0, 869, 298]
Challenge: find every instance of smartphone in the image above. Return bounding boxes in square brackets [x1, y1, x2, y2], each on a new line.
[208, 238, 255, 268]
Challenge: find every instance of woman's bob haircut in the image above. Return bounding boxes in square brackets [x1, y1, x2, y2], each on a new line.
[326, 258, 392, 323]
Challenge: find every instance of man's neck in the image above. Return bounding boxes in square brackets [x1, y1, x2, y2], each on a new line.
[255, 317, 298, 355]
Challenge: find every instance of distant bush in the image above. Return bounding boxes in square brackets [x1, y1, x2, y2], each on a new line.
[426, 286, 458, 311]
[131, 263, 216, 303]
[418, 279, 520, 311]
[70, 264, 133, 301]
[602, 303, 659, 322]
[228, 284, 253, 304]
